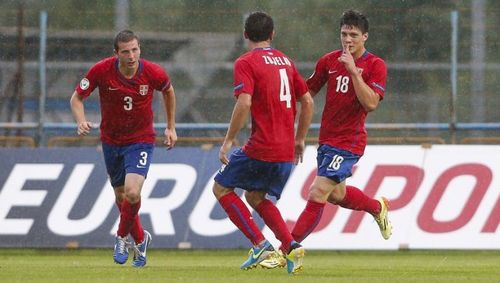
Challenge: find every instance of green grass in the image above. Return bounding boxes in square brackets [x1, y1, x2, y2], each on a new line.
[2, 249, 500, 283]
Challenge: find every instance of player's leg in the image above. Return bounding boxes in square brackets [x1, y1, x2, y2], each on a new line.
[252, 194, 304, 274]
[213, 148, 273, 270]
[245, 161, 295, 254]
[329, 185, 392, 239]
[291, 176, 337, 243]
[213, 183, 272, 269]
[102, 143, 131, 264]
[292, 144, 359, 242]
[122, 143, 154, 267]
[246, 161, 304, 274]
[245, 191, 290, 269]
[119, 173, 145, 241]
[113, 186, 144, 261]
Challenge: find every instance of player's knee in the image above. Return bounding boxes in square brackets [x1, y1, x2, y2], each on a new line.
[308, 185, 330, 203]
[327, 189, 344, 204]
[244, 191, 262, 209]
[124, 187, 140, 203]
[212, 182, 231, 200]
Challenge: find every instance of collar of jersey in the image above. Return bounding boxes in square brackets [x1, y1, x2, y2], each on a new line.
[114, 58, 144, 81]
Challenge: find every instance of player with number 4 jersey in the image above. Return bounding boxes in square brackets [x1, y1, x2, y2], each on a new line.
[70, 30, 177, 267]
[213, 12, 313, 274]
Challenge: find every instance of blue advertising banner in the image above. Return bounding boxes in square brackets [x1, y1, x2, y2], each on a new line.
[0, 147, 252, 248]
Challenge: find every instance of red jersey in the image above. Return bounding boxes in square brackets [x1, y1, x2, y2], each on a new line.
[233, 47, 308, 162]
[75, 57, 171, 145]
[307, 50, 387, 156]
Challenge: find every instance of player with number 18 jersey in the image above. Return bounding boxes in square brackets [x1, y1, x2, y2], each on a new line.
[307, 50, 387, 156]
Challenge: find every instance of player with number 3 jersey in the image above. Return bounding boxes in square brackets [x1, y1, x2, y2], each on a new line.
[70, 30, 177, 267]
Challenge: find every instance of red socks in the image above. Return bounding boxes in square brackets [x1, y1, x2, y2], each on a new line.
[117, 199, 144, 243]
[255, 199, 294, 253]
[218, 192, 265, 246]
[291, 200, 325, 243]
[337, 185, 381, 215]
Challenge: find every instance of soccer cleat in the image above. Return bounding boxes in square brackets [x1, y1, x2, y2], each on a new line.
[240, 240, 275, 270]
[259, 250, 286, 269]
[285, 242, 305, 274]
[113, 235, 129, 264]
[132, 230, 152, 267]
[374, 197, 392, 240]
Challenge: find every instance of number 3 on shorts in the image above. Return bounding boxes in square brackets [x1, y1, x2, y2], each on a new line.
[328, 154, 344, 171]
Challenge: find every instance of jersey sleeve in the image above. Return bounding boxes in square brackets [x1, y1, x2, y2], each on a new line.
[75, 63, 101, 98]
[306, 55, 328, 94]
[233, 58, 254, 97]
[150, 62, 171, 92]
[367, 58, 387, 100]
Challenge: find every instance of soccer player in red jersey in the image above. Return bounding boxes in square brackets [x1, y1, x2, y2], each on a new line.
[212, 11, 313, 274]
[70, 30, 177, 267]
[291, 10, 393, 244]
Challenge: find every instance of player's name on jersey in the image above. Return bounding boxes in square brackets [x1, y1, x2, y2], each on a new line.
[262, 55, 291, 66]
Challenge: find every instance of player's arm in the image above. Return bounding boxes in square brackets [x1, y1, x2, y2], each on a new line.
[294, 92, 314, 164]
[162, 85, 177, 150]
[70, 91, 93, 136]
[219, 93, 251, 165]
[339, 45, 380, 112]
[350, 69, 380, 112]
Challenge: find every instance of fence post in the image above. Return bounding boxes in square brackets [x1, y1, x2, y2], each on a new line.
[450, 11, 458, 144]
[37, 11, 48, 147]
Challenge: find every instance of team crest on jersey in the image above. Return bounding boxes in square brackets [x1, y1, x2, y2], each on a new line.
[139, 85, 149, 96]
[80, 78, 90, 90]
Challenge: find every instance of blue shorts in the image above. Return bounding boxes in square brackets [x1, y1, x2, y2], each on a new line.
[214, 148, 293, 199]
[316, 144, 360, 183]
[102, 143, 154, 187]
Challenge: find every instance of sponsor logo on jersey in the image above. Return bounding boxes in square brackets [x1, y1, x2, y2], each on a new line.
[139, 85, 149, 96]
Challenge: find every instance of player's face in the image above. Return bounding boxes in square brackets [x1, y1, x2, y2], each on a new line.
[340, 25, 368, 58]
[115, 39, 141, 71]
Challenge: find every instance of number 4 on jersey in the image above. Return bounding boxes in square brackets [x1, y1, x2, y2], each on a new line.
[279, 68, 291, 108]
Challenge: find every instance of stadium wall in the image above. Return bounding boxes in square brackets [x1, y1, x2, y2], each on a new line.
[0, 145, 498, 250]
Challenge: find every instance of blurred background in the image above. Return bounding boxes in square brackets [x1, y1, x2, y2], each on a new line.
[0, 0, 499, 147]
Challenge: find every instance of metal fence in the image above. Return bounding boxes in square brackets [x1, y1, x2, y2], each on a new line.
[1, 1, 499, 146]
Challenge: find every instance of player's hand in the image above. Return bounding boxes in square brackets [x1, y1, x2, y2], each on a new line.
[77, 121, 93, 136]
[164, 128, 177, 150]
[294, 139, 305, 165]
[338, 45, 356, 74]
[219, 140, 233, 165]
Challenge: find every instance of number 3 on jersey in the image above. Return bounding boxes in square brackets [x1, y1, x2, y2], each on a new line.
[279, 68, 291, 108]
[124, 96, 133, 110]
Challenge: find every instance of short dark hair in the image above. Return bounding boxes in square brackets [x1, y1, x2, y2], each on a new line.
[113, 30, 139, 51]
[340, 10, 369, 34]
[244, 11, 274, 42]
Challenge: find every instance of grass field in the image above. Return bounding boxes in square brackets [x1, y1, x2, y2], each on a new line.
[2, 249, 500, 283]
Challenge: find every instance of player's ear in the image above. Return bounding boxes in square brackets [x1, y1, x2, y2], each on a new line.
[270, 30, 275, 41]
[363, 32, 368, 42]
[244, 32, 249, 39]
